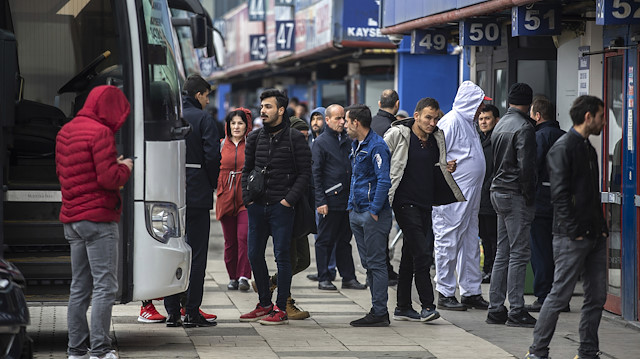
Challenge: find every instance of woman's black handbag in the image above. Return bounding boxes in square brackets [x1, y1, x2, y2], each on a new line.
[289, 129, 317, 238]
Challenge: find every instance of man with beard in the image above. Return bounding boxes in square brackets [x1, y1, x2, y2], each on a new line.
[526, 95, 608, 359]
[240, 89, 312, 325]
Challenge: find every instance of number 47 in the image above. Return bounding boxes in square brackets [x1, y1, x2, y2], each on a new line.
[277, 22, 295, 50]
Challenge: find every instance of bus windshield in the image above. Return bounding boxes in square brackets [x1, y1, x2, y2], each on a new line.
[141, 0, 182, 137]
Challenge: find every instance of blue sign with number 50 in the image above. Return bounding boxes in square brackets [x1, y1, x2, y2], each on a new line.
[460, 20, 501, 46]
[512, 4, 561, 36]
[596, 0, 640, 25]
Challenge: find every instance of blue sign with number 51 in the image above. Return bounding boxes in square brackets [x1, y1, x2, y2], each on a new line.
[512, 4, 561, 36]
[596, 0, 640, 25]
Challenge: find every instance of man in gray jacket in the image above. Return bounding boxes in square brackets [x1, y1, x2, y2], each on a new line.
[486, 83, 537, 328]
[384, 97, 463, 323]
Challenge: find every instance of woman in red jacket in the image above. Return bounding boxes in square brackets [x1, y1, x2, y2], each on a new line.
[217, 108, 253, 291]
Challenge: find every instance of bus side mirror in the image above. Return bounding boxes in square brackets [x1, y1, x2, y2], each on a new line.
[190, 14, 207, 49]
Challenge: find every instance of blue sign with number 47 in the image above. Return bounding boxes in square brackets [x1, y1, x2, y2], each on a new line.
[512, 4, 561, 36]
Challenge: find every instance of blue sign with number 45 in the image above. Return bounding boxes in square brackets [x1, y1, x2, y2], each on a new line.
[512, 4, 561, 36]
[596, 0, 640, 25]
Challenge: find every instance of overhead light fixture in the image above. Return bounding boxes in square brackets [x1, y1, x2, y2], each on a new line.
[56, 0, 91, 18]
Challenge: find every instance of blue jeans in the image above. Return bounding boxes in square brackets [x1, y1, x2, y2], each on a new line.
[489, 192, 534, 314]
[64, 221, 118, 357]
[349, 208, 392, 316]
[529, 236, 607, 359]
[247, 202, 294, 310]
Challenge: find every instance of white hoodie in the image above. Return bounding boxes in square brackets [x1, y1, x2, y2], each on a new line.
[437, 80, 486, 189]
[432, 80, 486, 297]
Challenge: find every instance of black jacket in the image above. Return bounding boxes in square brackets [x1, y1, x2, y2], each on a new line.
[371, 109, 395, 137]
[184, 96, 220, 209]
[534, 120, 565, 217]
[241, 118, 312, 206]
[490, 107, 537, 204]
[311, 125, 351, 211]
[478, 127, 495, 215]
[547, 129, 607, 240]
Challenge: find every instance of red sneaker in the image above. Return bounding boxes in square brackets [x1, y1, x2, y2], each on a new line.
[239, 303, 273, 322]
[258, 305, 288, 325]
[138, 303, 167, 323]
[180, 307, 217, 322]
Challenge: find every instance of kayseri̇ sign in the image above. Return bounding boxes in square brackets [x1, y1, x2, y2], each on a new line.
[337, 0, 393, 46]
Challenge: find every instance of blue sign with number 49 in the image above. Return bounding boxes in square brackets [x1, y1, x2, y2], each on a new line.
[411, 30, 448, 54]
[512, 4, 561, 36]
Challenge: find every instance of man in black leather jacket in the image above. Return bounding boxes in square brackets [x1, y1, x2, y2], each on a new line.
[527, 95, 608, 359]
[486, 83, 537, 328]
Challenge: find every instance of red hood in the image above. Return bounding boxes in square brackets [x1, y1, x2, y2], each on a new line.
[76, 85, 130, 132]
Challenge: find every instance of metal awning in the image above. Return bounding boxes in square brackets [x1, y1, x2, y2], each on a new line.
[381, 0, 540, 35]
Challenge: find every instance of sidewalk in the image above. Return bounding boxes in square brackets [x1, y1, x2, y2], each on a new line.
[28, 217, 640, 359]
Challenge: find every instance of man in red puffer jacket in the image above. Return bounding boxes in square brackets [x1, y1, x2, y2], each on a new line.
[55, 85, 133, 359]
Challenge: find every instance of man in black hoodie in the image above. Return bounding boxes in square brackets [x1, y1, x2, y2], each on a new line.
[525, 96, 566, 313]
[164, 74, 220, 328]
[240, 89, 312, 325]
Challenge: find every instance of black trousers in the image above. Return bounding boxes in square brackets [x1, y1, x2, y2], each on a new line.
[165, 207, 210, 316]
[314, 210, 356, 282]
[479, 213, 497, 275]
[394, 204, 435, 309]
[529, 216, 554, 302]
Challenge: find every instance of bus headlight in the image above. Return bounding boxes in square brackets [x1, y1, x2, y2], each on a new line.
[145, 202, 180, 243]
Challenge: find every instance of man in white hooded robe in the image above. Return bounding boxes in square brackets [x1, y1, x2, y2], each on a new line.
[432, 81, 489, 311]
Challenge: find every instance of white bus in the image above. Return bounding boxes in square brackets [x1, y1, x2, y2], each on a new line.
[0, 0, 214, 302]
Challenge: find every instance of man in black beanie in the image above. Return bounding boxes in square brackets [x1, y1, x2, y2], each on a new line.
[486, 82, 538, 328]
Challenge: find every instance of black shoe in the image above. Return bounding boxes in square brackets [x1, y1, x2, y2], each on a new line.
[318, 281, 337, 290]
[486, 306, 508, 324]
[238, 278, 250, 291]
[227, 279, 239, 290]
[306, 273, 319, 281]
[437, 294, 467, 311]
[166, 314, 182, 327]
[525, 300, 543, 312]
[481, 272, 491, 283]
[183, 313, 217, 328]
[342, 279, 367, 290]
[506, 310, 536, 328]
[393, 307, 421, 322]
[350, 311, 390, 327]
[461, 294, 489, 310]
[387, 278, 398, 286]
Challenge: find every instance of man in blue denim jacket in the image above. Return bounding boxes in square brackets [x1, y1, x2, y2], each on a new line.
[345, 104, 392, 327]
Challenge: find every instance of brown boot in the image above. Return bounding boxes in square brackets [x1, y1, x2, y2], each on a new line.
[286, 296, 310, 320]
[251, 275, 277, 294]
